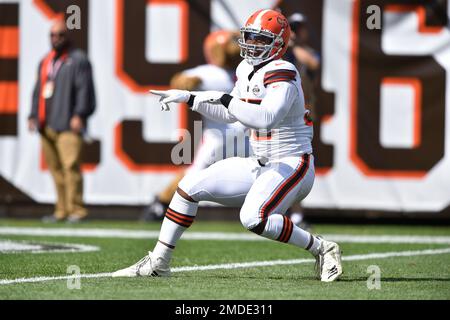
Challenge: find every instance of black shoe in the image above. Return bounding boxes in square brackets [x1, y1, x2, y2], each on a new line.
[41, 215, 65, 223]
[66, 215, 86, 224]
[141, 199, 168, 221]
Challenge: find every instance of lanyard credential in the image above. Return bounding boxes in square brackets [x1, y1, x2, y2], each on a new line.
[38, 50, 68, 127]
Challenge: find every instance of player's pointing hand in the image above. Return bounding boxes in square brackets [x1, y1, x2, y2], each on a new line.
[149, 89, 191, 111]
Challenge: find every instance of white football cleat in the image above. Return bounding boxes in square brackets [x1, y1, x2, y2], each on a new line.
[315, 240, 343, 282]
[112, 251, 171, 278]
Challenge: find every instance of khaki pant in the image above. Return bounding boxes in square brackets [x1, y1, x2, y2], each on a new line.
[41, 126, 87, 219]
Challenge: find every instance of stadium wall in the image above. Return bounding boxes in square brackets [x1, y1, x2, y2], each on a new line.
[0, 0, 449, 216]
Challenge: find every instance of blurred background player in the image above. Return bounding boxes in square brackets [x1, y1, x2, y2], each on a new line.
[285, 12, 320, 108]
[28, 18, 96, 223]
[283, 12, 321, 229]
[142, 30, 248, 221]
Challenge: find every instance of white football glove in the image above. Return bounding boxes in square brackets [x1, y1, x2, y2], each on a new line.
[149, 89, 191, 111]
[190, 91, 225, 111]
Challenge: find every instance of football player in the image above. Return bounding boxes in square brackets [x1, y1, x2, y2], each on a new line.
[113, 9, 342, 282]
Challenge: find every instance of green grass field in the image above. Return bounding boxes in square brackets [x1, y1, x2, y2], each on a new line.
[0, 219, 449, 300]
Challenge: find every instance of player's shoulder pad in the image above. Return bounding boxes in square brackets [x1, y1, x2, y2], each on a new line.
[262, 59, 298, 87]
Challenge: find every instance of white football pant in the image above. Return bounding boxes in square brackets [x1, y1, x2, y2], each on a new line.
[179, 154, 314, 232]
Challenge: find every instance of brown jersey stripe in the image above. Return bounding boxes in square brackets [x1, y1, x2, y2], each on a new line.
[264, 76, 296, 87]
[242, 98, 270, 141]
[263, 70, 297, 87]
[264, 77, 296, 87]
[264, 69, 297, 79]
[264, 73, 296, 81]
[240, 98, 262, 104]
[263, 73, 296, 82]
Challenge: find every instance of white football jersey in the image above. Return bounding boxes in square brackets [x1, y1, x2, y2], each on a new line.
[229, 59, 313, 161]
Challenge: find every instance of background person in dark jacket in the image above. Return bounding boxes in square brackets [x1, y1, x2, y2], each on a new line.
[28, 18, 96, 223]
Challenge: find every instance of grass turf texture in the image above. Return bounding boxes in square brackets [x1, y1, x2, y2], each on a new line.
[0, 219, 449, 299]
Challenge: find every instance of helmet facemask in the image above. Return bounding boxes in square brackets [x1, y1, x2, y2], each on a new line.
[238, 27, 283, 66]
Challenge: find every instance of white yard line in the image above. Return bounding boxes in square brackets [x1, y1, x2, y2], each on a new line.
[324, 234, 450, 244]
[1, 247, 449, 285]
[0, 227, 162, 239]
[1, 226, 450, 244]
[0, 239, 99, 254]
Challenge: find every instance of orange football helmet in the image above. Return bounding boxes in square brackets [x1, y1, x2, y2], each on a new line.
[238, 9, 291, 66]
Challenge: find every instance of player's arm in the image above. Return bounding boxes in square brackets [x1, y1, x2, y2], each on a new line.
[187, 75, 244, 123]
[222, 81, 298, 130]
[189, 90, 238, 124]
[150, 88, 238, 123]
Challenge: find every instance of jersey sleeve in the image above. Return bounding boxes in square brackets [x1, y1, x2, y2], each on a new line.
[261, 60, 299, 87]
[227, 81, 298, 129]
[191, 91, 237, 124]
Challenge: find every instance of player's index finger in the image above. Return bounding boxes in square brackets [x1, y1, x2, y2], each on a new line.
[149, 90, 167, 97]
